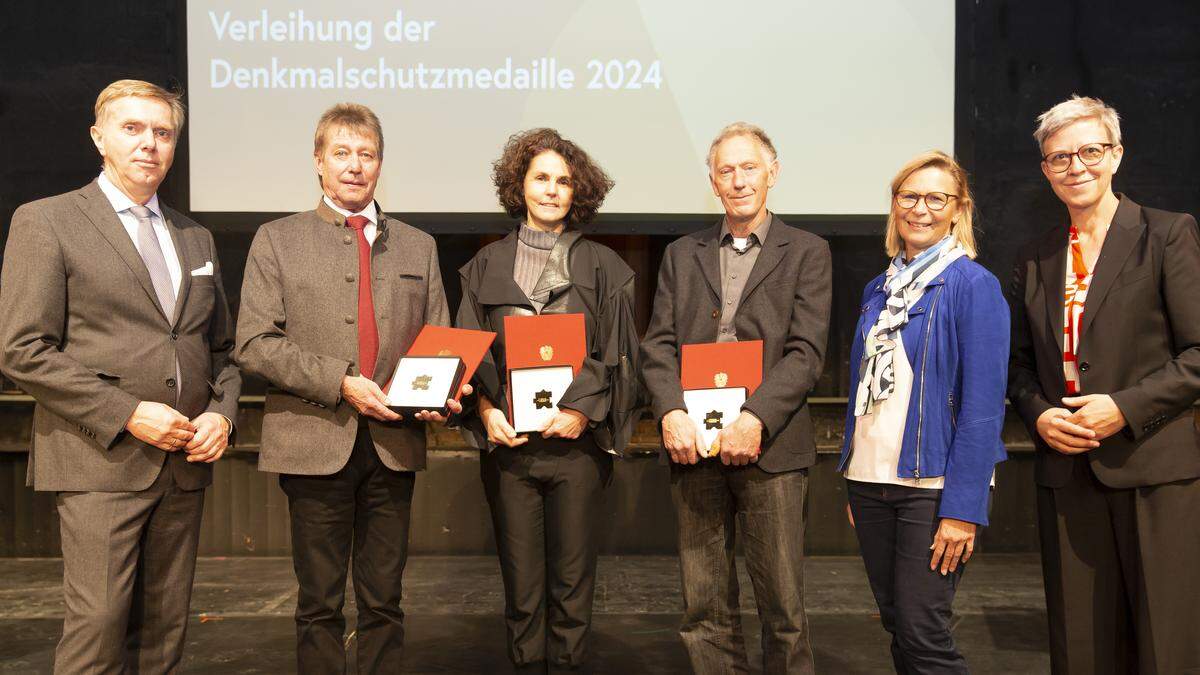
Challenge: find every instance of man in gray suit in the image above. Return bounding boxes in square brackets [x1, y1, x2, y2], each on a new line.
[235, 103, 463, 674]
[640, 122, 832, 674]
[0, 79, 241, 672]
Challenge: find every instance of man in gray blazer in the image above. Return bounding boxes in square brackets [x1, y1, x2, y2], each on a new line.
[0, 79, 241, 673]
[235, 103, 462, 674]
[640, 122, 832, 674]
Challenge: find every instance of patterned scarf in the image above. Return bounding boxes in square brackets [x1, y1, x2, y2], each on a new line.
[855, 236, 966, 416]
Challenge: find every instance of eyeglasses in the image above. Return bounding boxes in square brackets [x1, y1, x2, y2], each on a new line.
[1041, 143, 1115, 173]
[894, 191, 958, 211]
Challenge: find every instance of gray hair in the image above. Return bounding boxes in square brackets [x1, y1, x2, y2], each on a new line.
[1033, 95, 1122, 150]
[707, 122, 778, 170]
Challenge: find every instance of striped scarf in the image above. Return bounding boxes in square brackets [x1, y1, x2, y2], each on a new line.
[855, 236, 966, 416]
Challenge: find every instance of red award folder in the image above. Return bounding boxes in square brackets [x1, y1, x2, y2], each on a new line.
[503, 313, 587, 374]
[405, 325, 497, 402]
[504, 313, 587, 432]
[680, 340, 763, 395]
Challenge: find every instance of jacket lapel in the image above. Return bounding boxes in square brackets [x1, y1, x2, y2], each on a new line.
[530, 228, 580, 308]
[73, 181, 171, 322]
[1037, 230, 1068, 354]
[693, 224, 723, 303]
[737, 216, 789, 307]
[1079, 196, 1142, 340]
[475, 231, 536, 308]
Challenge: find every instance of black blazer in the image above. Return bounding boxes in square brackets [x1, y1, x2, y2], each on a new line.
[456, 228, 639, 455]
[640, 216, 832, 473]
[1008, 195, 1200, 488]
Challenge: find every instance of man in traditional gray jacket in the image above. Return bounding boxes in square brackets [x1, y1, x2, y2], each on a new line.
[234, 102, 461, 674]
[640, 122, 832, 674]
[0, 79, 241, 673]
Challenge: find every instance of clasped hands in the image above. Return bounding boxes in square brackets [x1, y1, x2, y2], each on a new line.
[478, 395, 587, 447]
[340, 375, 472, 423]
[661, 408, 761, 466]
[124, 402, 230, 463]
[1035, 393, 1126, 455]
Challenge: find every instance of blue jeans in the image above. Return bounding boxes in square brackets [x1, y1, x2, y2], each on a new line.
[671, 462, 814, 675]
[847, 479, 969, 675]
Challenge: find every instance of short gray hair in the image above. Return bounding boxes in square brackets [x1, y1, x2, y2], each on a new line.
[1033, 95, 1122, 150]
[707, 122, 777, 170]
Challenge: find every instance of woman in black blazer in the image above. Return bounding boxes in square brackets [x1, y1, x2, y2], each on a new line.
[1008, 95, 1200, 674]
[456, 128, 639, 673]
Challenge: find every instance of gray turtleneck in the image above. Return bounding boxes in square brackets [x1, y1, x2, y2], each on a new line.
[514, 223, 560, 312]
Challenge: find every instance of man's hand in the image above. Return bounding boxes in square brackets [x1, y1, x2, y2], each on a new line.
[125, 401, 197, 451]
[414, 383, 473, 424]
[342, 375, 401, 422]
[717, 411, 762, 467]
[1036, 407, 1099, 455]
[661, 409, 701, 465]
[1062, 394, 1127, 441]
[185, 412, 230, 463]
[542, 408, 587, 440]
[479, 395, 528, 448]
[930, 517, 978, 575]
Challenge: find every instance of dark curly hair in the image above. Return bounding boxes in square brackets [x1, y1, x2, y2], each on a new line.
[492, 128, 614, 225]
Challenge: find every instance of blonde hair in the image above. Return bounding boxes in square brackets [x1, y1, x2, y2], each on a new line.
[706, 121, 777, 170]
[314, 103, 384, 157]
[1033, 95, 1122, 150]
[94, 79, 186, 132]
[885, 151, 978, 259]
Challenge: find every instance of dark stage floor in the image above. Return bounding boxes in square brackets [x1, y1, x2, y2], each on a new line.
[0, 555, 1049, 673]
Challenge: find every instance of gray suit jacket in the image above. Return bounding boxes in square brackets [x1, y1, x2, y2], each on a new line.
[234, 199, 450, 475]
[0, 181, 242, 491]
[640, 216, 832, 473]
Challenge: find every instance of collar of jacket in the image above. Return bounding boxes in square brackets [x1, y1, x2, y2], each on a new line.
[1036, 192, 1142, 352]
[477, 226, 586, 309]
[315, 197, 390, 237]
[695, 212, 790, 306]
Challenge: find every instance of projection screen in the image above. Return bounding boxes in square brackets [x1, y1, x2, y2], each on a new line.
[186, 1, 955, 215]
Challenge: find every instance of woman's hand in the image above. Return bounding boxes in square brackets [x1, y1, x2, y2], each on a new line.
[541, 408, 588, 440]
[846, 503, 855, 528]
[479, 395, 528, 448]
[930, 517, 977, 575]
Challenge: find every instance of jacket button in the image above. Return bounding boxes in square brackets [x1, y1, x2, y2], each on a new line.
[711, 310, 719, 318]
[345, 316, 355, 324]
[345, 273, 355, 282]
[1079, 361, 1090, 372]
[166, 378, 176, 388]
[170, 333, 178, 341]
[344, 235, 354, 245]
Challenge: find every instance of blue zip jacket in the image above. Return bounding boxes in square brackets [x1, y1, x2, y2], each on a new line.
[839, 256, 1009, 525]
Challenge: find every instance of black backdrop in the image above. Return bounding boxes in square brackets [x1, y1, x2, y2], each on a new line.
[2, 0, 1198, 396]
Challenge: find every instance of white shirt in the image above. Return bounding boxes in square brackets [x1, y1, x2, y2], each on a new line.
[323, 196, 378, 246]
[97, 172, 183, 298]
[846, 334, 946, 489]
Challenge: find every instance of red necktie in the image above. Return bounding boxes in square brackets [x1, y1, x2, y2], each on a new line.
[345, 215, 378, 379]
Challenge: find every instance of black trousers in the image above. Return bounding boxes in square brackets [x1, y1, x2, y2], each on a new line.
[1037, 456, 1200, 675]
[847, 480, 969, 675]
[279, 423, 416, 675]
[480, 435, 613, 672]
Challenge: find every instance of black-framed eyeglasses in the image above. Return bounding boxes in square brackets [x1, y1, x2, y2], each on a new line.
[894, 191, 958, 211]
[1041, 143, 1115, 173]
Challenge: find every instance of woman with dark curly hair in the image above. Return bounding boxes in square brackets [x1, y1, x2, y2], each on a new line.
[456, 128, 639, 673]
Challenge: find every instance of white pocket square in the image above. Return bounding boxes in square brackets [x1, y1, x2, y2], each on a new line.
[190, 262, 214, 276]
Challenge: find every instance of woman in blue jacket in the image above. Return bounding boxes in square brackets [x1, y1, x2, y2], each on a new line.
[840, 151, 1008, 673]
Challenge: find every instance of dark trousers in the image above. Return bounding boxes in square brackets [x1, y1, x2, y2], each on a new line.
[1037, 456, 1200, 675]
[279, 424, 416, 675]
[480, 435, 613, 672]
[669, 462, 813, 675]
[54, 455, 204, 674]
[846, 480, 969, 675]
